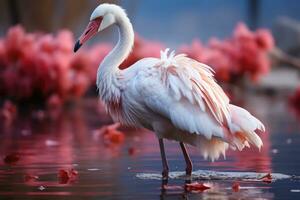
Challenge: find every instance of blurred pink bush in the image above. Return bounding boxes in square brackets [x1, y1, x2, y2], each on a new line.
[121, 34, 165, 69]
[0, 23, 274, 106]
[179, 23, 274, 83]
[0, 26, 165, 105]
[0, 25, 111, 104]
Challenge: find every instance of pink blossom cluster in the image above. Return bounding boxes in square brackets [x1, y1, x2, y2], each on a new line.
[179, 23, 274, 82]
[0, 26, 165, 104]
[121, 34, 165, 69]
[0, 23, 274, 105]
[0, 25, 111, 103]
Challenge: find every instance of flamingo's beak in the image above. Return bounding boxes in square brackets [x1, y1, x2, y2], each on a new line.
[74, 40, 82, 52]
[74, 17, 103, 53]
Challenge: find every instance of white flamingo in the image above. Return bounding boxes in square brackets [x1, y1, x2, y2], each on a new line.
[74, 4, 265, 180]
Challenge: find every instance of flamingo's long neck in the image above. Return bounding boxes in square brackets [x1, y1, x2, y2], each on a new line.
[97, 13, 134, 102]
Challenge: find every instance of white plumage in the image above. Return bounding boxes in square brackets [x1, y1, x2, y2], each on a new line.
[116, 49, 264, 160]
[74, 3, 265, 177]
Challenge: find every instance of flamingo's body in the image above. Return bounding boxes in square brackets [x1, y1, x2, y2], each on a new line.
[74, 4, 265, 179]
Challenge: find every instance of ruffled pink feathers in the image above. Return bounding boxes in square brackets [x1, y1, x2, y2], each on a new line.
[157, 49, 265, 160]
[157, 49, 230, 125]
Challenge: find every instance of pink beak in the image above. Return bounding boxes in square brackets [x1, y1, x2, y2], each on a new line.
[74, 17, 103, 52]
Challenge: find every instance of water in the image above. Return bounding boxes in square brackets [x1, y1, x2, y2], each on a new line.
[0, 94, 300, 199]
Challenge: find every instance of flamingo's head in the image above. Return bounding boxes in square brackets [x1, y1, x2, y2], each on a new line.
[74, 4, 123, 52]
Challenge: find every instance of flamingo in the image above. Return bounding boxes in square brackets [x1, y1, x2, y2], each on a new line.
[74, 4, 265, 180]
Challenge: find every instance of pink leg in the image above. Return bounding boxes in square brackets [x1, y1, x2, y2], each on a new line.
[180, 142, 193, 176]
[159, 138, 169, 180]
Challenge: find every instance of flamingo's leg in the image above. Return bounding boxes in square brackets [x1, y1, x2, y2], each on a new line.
[159, 138, 169, 180]
[180, 142, 193, 176]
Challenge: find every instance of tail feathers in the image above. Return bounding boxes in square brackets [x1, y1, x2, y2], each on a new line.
[195, 136, 229, 161]
[228, 104, 265, 150]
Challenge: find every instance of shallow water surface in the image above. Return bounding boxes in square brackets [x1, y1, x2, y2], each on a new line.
[0, 95, 300, 199]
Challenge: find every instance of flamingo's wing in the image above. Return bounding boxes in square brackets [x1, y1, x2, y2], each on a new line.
[136, 49, 264, 147]
[142, 85, 226, 139]
[136, 49, 230, 140]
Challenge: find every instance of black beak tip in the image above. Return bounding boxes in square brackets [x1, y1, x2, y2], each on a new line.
[74, 40, 82, 53]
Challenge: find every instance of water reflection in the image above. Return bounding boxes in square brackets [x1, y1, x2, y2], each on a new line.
[0, 95, 299, 199]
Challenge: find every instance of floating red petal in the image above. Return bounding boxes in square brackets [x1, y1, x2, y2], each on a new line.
[232, 181, 240, 192]
[260, 173, 272, 183]
[4, 153, 20, 165]
[185, 182, 211, 192]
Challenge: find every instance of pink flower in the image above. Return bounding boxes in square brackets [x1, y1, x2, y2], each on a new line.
[0, 23, 274, 106]
[55, 30, 74, 53]
[0, 39, 8, 67]
[38, 34, 56, 54]
[134, 35, 164, 58]
[202, 48, 233, 82]
[122, 34, 165, 69]
[179, 22, 274, 83]
[179, 39, 204, 61]
[255, 29, 274, 50]
[5, 25, 26, 62]
[234, 22, 254, 41]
